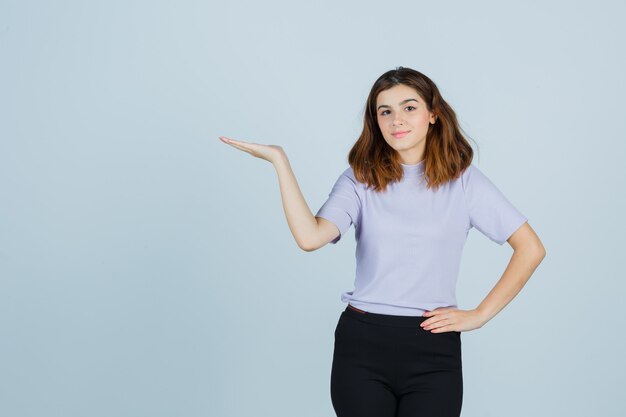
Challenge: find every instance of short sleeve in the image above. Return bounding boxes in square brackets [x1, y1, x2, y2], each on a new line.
[461, 164, 528, 245]
[315, 169, 362, 244]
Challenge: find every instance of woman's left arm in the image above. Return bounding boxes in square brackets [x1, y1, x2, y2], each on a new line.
[474, 222, 546, 325]
[421, 222, 546, 332]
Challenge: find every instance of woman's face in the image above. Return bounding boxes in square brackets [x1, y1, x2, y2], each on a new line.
[375, 84, 436, 164]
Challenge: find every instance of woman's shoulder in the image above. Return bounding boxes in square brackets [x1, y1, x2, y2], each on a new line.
[341, 166, 356, 179]
[333, 166, 365, 192]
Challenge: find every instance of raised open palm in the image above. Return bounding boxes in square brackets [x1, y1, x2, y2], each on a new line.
[218, 136, 285, 164]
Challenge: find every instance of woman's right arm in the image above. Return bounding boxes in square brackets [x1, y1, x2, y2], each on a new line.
[219, 136, 339, 251]
[273, 154, 340, 251]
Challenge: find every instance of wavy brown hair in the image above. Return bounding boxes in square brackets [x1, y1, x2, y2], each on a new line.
[348, 66, 477, 192]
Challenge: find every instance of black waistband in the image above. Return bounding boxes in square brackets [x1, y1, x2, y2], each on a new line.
[343, 303, 428, 328]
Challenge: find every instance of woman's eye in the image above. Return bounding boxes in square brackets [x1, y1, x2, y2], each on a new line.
[380, 106, 415, 116]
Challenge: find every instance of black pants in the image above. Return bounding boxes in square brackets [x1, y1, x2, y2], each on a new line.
[331, 304, 463, 417]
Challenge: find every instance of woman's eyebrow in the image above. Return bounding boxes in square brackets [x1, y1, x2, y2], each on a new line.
[377, 98, 419, 111]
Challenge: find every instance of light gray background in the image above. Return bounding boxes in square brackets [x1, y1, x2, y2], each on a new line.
[1, 0, 624, 416]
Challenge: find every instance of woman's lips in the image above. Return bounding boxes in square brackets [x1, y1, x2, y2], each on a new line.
[392, 131, 410, 138]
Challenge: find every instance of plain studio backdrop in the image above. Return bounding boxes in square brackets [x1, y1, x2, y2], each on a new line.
[1, 1, 624, 416]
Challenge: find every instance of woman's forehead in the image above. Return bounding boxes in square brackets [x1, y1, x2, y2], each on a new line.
[377, 86, 422, 106]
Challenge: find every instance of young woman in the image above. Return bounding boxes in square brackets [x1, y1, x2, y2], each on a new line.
[218, 66, 546, 417]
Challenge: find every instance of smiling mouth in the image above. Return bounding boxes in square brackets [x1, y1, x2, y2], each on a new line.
[392, 131, 410, 138]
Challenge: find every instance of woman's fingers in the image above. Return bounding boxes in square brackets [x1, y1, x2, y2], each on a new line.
[218, 136, 233, 144]
[220, 136, 253, 153]
[219, 136, 286, 164]
[227, 141, 253, 154]
[219, 135, 279, 163]
[220, 136, 250, 146]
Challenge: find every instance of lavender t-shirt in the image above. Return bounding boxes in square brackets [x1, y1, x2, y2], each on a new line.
[315, 159, 528, 316]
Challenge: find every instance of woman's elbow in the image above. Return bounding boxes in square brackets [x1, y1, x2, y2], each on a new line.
[298, 240, 317, 252]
